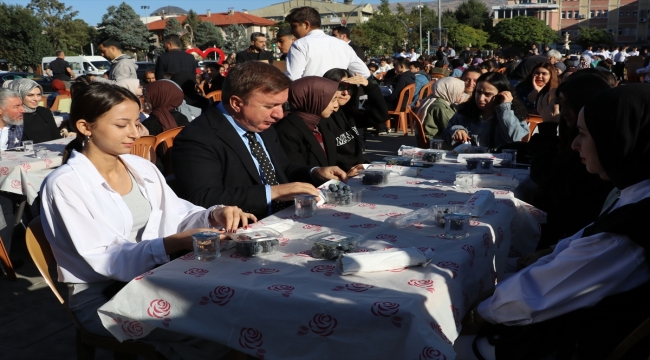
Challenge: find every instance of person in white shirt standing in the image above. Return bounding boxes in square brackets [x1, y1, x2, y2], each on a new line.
[285, 6, 370, 80]
[614, 45, 629, 81]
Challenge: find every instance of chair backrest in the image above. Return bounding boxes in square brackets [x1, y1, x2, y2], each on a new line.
[392, 83, 416, 113]
[407, 105, 428, 149]
[522, 114, 543, 142]
[130, 136, 157, 163]
[51, 94, 72, 112]
[418, 79, 436, 100]
[154, 127, 183, 176]
[430, 73, 446, 80]
[626, 56, 644, 83]
[205, 91, 222, 102]
[154, 126, 183, 150]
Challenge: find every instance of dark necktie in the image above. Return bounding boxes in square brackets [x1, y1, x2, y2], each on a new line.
[244, 132, 285, 213]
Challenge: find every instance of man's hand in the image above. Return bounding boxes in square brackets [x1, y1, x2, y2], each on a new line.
[342, 73, 369, 87]
[271, 182, 319, 202]
[312, 166, 347, 183]
[452, 129, 471, 143]
[210, 206, 257, 233]
[347, 164, 365, 177]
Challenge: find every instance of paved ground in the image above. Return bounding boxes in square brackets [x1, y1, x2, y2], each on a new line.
[0, 132, 415, 360]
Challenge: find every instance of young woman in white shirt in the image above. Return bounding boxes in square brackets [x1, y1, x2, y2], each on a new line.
[40, 83, 257, 359]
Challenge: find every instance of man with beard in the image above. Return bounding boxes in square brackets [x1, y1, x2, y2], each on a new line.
[236, 32, 275, 64]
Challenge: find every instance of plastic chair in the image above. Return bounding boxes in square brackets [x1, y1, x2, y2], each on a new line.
[407, 105, 428, 149]
[154, 127, 184, 176]
[205, 91, 222, 102]
[0, 237, 16, 281]
[130, 136, 157, 163]
[25, 217, 163, 360]
[375, 72, 387, 81]
[386, 83, 415, 136]
[625, 56, 644, 83]
[51, 95, 72, 113]
[430, 73, 446, 80]
[418, 79, 436, 101]
[522, 114, 543, 143]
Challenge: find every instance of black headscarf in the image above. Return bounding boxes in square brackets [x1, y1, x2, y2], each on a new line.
[583, 84, 650, 190]
[170, 72, 209, 110]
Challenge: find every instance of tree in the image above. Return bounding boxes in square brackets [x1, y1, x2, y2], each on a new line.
[99, 2, 152, 55]
[0, 4, 53, 68]
[27, 0, 92, 54]
[491, 16, 558, 49]
[576, 26, 613, 48]
[447, 23, 490, 49]
[454, 0, 492, 31]
[182, 9, 202, 47]
[164, 17, 182, 37]
[195, 21, 225, 49]
[222, 24, 249, 54]
[353, 0, 408, 55]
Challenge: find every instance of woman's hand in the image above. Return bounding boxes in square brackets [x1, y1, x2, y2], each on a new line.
[495, 91, 513, 105]
[342, 73, 369, 87]
[538, 92, 560, 123]
[210, 206, 257, 233]
[452, 129, 471, 143]
[163, 228, 224, 254]
[347, 164, 365, 177]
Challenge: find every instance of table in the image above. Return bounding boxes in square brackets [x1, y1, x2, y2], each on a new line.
[0, 138, 73, 205]
[98, 160, 546, 360]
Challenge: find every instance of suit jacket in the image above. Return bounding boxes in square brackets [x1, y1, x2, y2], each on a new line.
[155, 50, 196, 80]
[349, 41, 365, 60]
[236, 49, 275, 64]
[274, 112, 337, 168]
[22, 107, 60, 144]
[171, 107, 313, 219]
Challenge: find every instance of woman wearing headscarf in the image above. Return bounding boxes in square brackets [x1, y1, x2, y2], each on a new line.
[46, 79, 70, 108]
[579, 54, 592, 69]
[274, 76, 339, 168]
[170, 72, 209, 111]
[8, 79, 60, 143]
[143, 80, 188, 136]
[321, 69, 388, 175]
[416, 77, 465, 145]
[467, 84, 650, 360]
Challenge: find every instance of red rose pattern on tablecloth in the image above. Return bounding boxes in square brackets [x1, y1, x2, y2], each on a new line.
[496, 199, 514, 207]
[435, 261, 459, 279]
[311, 264, 335, 276]
[0, 167, 8, 176]
[483, 233, 491, 257]
[43, 158, 53, 168]
[278, 237, 289, 246]
[230, 252, 251, 262]
[426, 233, 446, 239]
[462, 245, 475, 267]
[371, 301, 403, 327]
[147, 299, 172, 327]
[530, 209, 543, 218]
[178, 253, 196, 260]
[10, 180, 21, 189]
[417, 246, 434, 253]
[492, 190, 509, 195]
[184, 268, 208, 277]
[355, 248, 370, 252]
[295, 249, 313, 257]
[239, 328, 267, 359]
[408, 279, 435, 293]
[20, 163, 31, 171]
[418, 346, 447, 360]
[268, 284, 294, 297]
[357, 203, 377, 209]
[305, 314, 338, 337]
[400, 202, 428, 207]
[421, 192, 446, 198]
[332, 212, 352, 219]
[121, 320, 144, 337]
[405, 180, 423, 185]
[302, 224, 322, 232]
[242, 268, 280, 275]
[430, 321, 452, 344]
[470, 220, 480, 227]
[331, 283, 374, 292]
[134, 271, 154, 280]
[376, 234, 397, 243]
[387, 267, 407, 272]
[497, 227, 504, 249]
[377, 212, 403, 217]
[199, 286, 236, 306]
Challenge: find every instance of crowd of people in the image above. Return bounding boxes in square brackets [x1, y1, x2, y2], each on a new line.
[0, 4, 648, 359]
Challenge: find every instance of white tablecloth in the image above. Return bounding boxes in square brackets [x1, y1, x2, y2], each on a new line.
[0, 138, 73, 204]
[98, 161, 546, 360]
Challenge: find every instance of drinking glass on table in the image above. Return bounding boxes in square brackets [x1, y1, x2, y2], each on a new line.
[34, 146, 48, 159]
[23, 140, 34, 155]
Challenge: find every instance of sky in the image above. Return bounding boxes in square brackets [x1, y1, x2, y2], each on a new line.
[7, 0, 383, 26]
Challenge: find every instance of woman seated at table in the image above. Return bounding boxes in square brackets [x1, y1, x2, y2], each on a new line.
[514, 62, 559, 112]
[275, 76, 339, 168]
[466, 84, 650, 360]
[415, 77, 465, 146]
[46, 79, 69, 108]
[442, 72, 529, 149]
[8, 79, 60, 143]
[143, 80, 189, 136]
[171, 72, 209, 111]
[321, 68, 388, 175]
[41, 83, 256, 359]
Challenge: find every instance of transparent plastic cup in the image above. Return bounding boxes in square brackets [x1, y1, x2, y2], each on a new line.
[294, 194, 317, 218]
[192, 231, 221, 261]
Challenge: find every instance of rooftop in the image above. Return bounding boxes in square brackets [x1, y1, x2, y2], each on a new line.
[147, 11, 276, 31]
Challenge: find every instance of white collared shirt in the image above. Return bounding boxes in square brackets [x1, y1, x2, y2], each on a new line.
[286, 29, 371, 80]
[40, 151, 217, 283]
[478, 179, 650, 325]
[0, 125, 9, 151]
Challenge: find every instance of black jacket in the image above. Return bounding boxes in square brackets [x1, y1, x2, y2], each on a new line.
[22, 107, 60, 144]
[171, 107, 313, 219]
[274, 112, 337, 168]
[387, 71, 416, 111]
[143, 110, 189, 136]
[349, 41, 365, 60]
[235, 48, 275, 64]
[155, 50, 196, 80]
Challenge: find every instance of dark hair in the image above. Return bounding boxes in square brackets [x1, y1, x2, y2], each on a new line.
[574, 68, 617, 87]
[74, 75, 92, 86]
[323, 68, 359, 113]
[516, 62, 559, 104]
[479, 60, 498, 72]
[222, 62, 291, 103]
[276, 28, 294, 39]
[368, 63, 378, 71]
[462, 66, 482, 78]
[332, 26, 351, 38]
[451, 58, 465, 69]
[145, 70, 155, 77]
[69, 82, 87, 97]
[250, 32, 266, 42]
[163, 34, 182, 48]
[457, 72, 528, 123]
[285, 7, 321, 28]
[63, 83, 141, 164]
[393, 57, 410, 68]
[55, 50, 64, 57]
[409, 61, 423, 70]
[98, 37, 123, 51]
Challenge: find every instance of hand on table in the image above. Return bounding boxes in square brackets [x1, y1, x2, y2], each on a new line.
[163, 228, 225, 254]
[346, 164, 365, 177]
[271, 182, 320, 202]
[312, 166, 348, 184]
[210, 206, 257, 233]
[452, 129, 471, 143]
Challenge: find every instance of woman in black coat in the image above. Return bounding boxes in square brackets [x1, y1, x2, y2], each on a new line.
[8, 79, 60, 143]
[274, 76, 340, 168]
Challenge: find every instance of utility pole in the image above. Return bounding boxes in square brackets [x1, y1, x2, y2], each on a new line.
[438, 0, 442, 47]
[418, 0, 422, 54]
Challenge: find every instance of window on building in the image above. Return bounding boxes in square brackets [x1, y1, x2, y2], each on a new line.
[591, 10, 595, 18]
[568, 11, 573, 18]
[562, 11, 566, 18]
[575, 11, 580, 18]
[618, 28, 623, 35]
[624, 28, 630, 35]
[620, 10, 625, 17]
[632, 28, 637, 36]
[603, 10, 608, 18]
[597, 10, 602, 18]
[575, 30, 580, 36]
[633, 11, 638, 17]
[627, 10, 631, 17]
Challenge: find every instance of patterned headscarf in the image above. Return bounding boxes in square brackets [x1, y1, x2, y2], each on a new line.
[8, 79, 43, 113]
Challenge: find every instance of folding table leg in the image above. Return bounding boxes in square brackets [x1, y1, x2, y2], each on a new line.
[0, 236, 16, 281]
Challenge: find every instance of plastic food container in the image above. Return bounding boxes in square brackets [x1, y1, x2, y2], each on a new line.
[431, 205, 471, 227]
[475, 158, 495, 174]
[230, 229, 281, 257]
[367, 162, 387, 170]
[455, 146, 488, 154]
[307, 230, 364, 260]
[384, 156, 412, 166]
[323, 183, 363, 207]
[358, 169, 391, 186]
[421, 150, 445, 163]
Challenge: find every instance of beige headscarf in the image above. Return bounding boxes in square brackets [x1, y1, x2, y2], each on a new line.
[115, 78, 141, 97]
[416, 77, 465, 121]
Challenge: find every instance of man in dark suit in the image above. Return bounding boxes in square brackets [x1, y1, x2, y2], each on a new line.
[155, 34, 197, 80]
[236, 33, 275, 64]
[332, 26, 364, 60]
[172, 62, 346, 220]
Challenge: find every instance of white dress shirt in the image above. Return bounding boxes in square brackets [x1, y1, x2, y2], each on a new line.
[478, 179, 650, 325]
[629, 51, 640, 56]
[614, 51, 629, 63]
[0, 126, 9, 151]
[286, 29, 371, 80]
[40, 151, 218, 284]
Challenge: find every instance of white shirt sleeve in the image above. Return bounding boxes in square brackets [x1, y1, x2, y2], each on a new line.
[286, 42, 308, 80]
[477, 232, 650, 325]
[347, 48, 371, 78]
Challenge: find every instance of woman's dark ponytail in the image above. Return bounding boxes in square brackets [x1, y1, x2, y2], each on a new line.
[61, 137, 83, 164]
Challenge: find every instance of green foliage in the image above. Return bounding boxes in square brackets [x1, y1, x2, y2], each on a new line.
[576, 26, 613, 48]
[99, 2, 152, 54]
[0, 4, 53, 67]
[164, 17, 182, 37]
[195, 21, 225, 49]
[27, 0, 93, 54]
[222, 24, 249, 54]
[353, 0, 408, 55]
[454, 0, 492, 30]
[491, 16, 558, 49]
[442, 9, 458, 28]
[448, 23, 490, 49]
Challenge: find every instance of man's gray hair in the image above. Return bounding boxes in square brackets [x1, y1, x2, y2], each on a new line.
[547, 50, 562, 62]
[0, 88, 21, 108]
